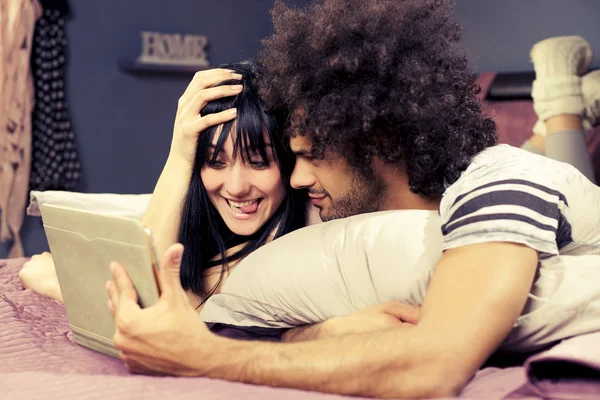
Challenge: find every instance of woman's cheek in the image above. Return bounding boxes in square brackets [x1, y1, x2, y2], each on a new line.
[262, 167, 286, 205]
[200, 169, 220, 192]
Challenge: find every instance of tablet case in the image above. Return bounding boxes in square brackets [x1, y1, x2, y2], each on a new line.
[40, 203, 160, 358]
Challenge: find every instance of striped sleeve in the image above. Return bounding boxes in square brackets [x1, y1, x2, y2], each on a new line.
[440, 178, 569, 255]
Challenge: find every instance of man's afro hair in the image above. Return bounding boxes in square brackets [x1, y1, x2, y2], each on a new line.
[259, 0, 497, 197]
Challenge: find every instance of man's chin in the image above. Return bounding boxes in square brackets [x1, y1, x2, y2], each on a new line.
[320, 204, 372, 222]
[319, 208, 341, 223]
[317, 208, 331, 222]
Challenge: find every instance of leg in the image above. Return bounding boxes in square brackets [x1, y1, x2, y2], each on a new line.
[545, 114, 596, 183]
[520, 132, 545, 155]
[527, 36, 597, 183]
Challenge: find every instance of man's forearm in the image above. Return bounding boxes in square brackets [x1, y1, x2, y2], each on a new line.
[281, 323, 326, 342]
[200, 326, 458, 399]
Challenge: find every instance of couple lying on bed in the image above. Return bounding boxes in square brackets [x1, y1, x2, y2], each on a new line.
[19, 1, 600, 397]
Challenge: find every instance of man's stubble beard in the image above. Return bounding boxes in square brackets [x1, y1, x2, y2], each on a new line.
[319, 173, 386, 222]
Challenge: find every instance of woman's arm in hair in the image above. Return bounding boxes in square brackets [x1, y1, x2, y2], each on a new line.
[142, 69, 241, 257]
[142, 156, 193, 259]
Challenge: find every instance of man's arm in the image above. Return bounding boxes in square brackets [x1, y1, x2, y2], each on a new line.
[199, 242, 537, 398]
[281, 323, 325, 342]
[111, 242, 537, 399]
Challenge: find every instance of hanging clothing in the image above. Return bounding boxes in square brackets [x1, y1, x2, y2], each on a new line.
[29, 0, 80, 192]
[0, 0, 42, 258]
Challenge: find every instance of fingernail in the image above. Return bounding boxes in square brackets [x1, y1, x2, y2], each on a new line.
[229, 108, 237, 115]
[231, 85, 243, 91]
[109, 263, 115, 272]
[172, 249, 183, 263]
[231, 73, 243, 80]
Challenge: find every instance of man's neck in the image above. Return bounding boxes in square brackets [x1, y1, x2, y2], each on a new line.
[374, 161, 441, 211]
[380, 184, 440, 211]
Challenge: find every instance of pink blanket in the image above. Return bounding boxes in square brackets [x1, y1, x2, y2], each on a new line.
[2, 257, 599, 400]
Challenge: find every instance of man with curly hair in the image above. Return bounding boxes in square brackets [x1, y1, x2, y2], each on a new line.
[106, 1, 600, 398]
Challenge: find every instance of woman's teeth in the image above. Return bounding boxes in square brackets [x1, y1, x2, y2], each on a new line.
[227, 199, 259, 214]
[229, 199, 258, 207]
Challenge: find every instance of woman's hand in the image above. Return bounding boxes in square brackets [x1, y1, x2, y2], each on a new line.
[322, 301, 421, 337]
[170, 68, 243, 165]
[321, 302, 421, 338]
[282, 301, 421, 342]
[18, 252, 63, 302]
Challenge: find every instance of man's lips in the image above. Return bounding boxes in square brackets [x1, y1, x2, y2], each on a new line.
[309, 195, 327, 205]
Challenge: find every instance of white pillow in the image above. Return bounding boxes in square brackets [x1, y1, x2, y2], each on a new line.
[27, 190, 152, 220]
[200, 210, 443, 328]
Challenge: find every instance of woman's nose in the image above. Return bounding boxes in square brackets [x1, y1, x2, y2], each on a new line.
[224, 163, 252, 197]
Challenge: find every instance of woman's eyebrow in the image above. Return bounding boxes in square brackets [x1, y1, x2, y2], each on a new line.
[248, 143, 274, 152]
[207, 145, 225, 155]
[249, 142, 273, 148]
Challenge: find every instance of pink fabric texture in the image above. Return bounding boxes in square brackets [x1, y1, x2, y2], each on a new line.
[523, 332, 600, 399]
[2, 257, 599, 399]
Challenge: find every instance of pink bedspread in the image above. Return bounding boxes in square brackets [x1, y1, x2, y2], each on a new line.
[2, 258, 600, 399]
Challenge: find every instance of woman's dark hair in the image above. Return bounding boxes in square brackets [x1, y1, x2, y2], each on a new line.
[178, 62, 307, 305]
[259, 0, 498, 197]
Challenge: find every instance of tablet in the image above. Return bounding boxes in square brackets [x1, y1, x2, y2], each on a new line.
[39, 203, 161, 358]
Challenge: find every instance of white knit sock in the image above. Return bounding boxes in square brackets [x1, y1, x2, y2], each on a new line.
[530, 36, 593, 77]
[532, 76, 585, 122]
[582, 69, 600, 128]
[529, 36, 593, 126]
[532, 119, 546, 136]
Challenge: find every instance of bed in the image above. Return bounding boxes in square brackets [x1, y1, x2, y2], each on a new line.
[1, 73, 600, 399]
[2, 257, 600, 399]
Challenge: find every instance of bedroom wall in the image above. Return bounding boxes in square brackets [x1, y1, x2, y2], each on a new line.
[4, 0, 313, 258]
[454, 0, 600, 73]
[3, 0, 600, 258]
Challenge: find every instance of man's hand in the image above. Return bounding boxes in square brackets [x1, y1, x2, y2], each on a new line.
[106, 243, 214, 376]
[19, 252, 63, 302]
[103, 241, 538, 399]
[283, 301, 420, 342]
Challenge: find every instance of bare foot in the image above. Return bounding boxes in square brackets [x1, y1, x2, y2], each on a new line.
[18, 252, 64, 303]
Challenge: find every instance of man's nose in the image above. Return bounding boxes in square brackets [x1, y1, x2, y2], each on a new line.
[290, 159, 316, 190]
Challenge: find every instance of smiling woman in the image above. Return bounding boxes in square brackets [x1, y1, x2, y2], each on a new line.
[200, 119, 285, 236]
[17, 63, 309, 312]
[178, 62, 307, 308]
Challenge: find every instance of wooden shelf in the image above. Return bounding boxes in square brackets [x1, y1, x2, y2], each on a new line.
[118, 59, 210, 74]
